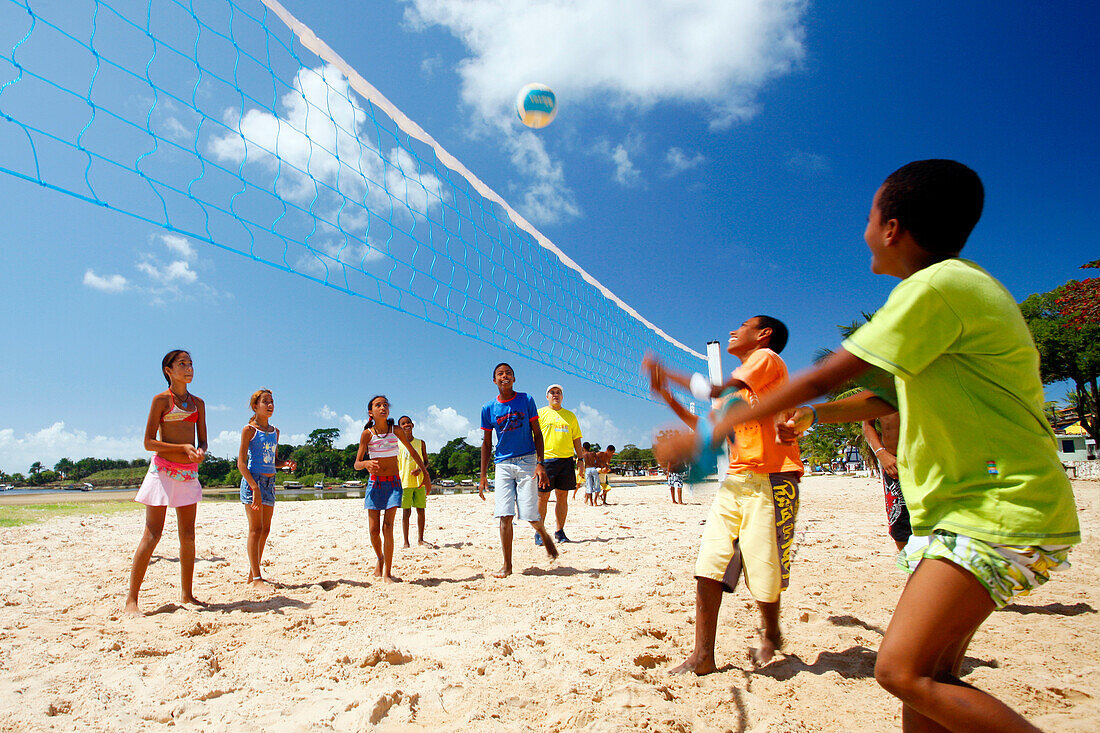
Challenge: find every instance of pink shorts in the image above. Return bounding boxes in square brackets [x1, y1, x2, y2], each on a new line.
[134, 456, 203, 508]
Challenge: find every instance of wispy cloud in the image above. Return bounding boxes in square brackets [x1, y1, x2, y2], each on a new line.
[504, 131, 580, 224]
[785, 150, 829, 175]
[594, 135, 645, 188]
[665, 147, 706, 176]
[83, 270, 128, 293]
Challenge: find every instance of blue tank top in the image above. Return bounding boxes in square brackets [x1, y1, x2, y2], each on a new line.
[247, 425, 278, 474]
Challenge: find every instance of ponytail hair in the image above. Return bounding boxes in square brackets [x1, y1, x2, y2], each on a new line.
[365, 394, 394, 430]
[161, 349, 190, 384]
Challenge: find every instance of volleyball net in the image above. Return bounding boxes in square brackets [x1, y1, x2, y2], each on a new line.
[0, 0, 705, 399]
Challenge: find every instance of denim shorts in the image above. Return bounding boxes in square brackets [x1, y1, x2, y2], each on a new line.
[494, 453, 540, 521]
[240, 474, 276, 507]
[365, 475, 403, 511]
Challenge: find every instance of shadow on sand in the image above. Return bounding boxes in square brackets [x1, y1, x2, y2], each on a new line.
[521, 566, 621, 578]
[1000, 601, 1095, 617]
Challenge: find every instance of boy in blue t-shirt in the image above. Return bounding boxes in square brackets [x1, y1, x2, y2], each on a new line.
[479, 362, 558, 577]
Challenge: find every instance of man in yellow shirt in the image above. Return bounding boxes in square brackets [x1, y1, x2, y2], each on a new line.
[536, 384, 583, 543]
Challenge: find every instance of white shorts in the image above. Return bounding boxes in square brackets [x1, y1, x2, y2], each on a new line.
[494, 454, 540, 522]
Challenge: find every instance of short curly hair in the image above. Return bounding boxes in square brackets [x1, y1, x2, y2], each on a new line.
[877, 159, 984, 256]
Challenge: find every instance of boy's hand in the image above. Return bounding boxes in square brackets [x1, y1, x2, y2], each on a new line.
[478, 476, 487, 500]
[778, 407, 814, 441]
[535, 464, 549, 489]
[878, 450, 899, 478]
[653, 429, 698, 469]
[642, 353, 665, 392]
[423, 478, 433, 494]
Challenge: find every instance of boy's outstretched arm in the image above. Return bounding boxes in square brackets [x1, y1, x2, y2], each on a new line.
[657, 349, 878, 466]
[655, 384, 699, 430]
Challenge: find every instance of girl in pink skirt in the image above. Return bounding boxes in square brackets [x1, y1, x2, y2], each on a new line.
[125, 349, 208, 615]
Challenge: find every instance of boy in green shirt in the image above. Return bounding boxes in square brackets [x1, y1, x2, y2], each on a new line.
[656, 160, 1079, 732]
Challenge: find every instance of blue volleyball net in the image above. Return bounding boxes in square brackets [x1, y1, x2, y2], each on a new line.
[0, 0, 705, 398]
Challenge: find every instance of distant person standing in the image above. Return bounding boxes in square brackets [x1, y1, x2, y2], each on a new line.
[479, 363, 558, 577]
[580, 442, 600, 505]
[536, 384, 583, 544]
[397, 415, 432, 548]
[595, 445, 616, 506]
[863, 413, 912, 550]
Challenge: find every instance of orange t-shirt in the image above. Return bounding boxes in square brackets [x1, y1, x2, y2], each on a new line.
[725, 348, 803, 476]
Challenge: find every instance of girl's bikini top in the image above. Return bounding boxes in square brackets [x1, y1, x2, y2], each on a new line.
[367, 427, 400, 459]
[162, 391, 199, 424]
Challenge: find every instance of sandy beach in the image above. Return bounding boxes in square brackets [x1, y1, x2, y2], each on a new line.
[0, 476, 1096, 732]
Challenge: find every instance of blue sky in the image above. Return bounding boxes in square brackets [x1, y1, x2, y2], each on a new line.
[1, 0, 1096, 474]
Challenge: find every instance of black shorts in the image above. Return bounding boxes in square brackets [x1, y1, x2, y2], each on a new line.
[540, 457, 576, 493]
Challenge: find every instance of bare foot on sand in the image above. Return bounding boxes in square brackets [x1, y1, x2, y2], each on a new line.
[123, 599, 142, 617]
[751, 631, 782, 667]
[418, 540, 434, 547]
[402, 542, 411, 549]
[670, 652, 717, 676]
[493, 565, 512, 578]
[248, 577, 267, 588]
[374, 561, 384, 578]
[180, 595, 206, 607]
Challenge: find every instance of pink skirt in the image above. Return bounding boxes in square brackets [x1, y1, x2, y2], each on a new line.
[134, 456, 203, 508]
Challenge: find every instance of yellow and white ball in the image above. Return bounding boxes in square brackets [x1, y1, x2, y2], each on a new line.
[515, 83, 557, 129]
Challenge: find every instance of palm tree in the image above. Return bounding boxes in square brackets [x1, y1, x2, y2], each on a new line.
[28, 461, 43, 476]
[54, 458, 75, 479]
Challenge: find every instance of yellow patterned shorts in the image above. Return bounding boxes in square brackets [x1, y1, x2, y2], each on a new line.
[694, 471, 800, 603]
[899, 530, 1071, 608]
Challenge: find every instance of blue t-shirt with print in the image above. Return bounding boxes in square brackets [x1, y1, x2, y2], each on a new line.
[481, 392, 538, 460]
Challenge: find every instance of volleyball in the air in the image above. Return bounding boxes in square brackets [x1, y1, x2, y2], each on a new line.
[516, 83, 557, 129]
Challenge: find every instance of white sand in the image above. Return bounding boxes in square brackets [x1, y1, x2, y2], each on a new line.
[0, 477, 1096, 732]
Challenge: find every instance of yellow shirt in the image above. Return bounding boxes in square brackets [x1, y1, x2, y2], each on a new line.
[398, 438, 427, 488]
[537, 406, 582, 460]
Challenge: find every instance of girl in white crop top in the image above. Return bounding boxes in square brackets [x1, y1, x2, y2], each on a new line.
[353, 394, 431, 582]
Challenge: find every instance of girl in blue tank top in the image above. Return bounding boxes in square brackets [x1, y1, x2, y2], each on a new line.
[236, 388, 287, 586]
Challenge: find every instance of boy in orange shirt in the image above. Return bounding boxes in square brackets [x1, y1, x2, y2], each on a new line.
[647, 315, 802, 672]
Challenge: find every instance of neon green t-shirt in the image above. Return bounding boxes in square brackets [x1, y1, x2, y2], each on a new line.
[843, 259, 1079, 545]
[398, 438, 427, 489]
[538, 406, 582, 460]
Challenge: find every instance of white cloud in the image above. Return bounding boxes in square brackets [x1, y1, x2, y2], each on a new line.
[785, 150, 829, 175]
[504, 131, 580, 224]
[665, 147, 706, 176]
[208, 430, 241, 455]
[209, 64, 446, 223]
[404, 0, 807, 126]
[411, 405, 481, 449]
[161, 234, 196, 260]
[83, 270, 128, 293]
[594, 134, 644, 187]
[573, 401, 642, 450]
[0, 423, 145, 474]
[315, 405, 366, 447]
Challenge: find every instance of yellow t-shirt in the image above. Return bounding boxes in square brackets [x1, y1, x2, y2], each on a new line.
[537, 406, 582, 460]
[844, 259, 1079, 545]
[398, 438, 427, 489]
